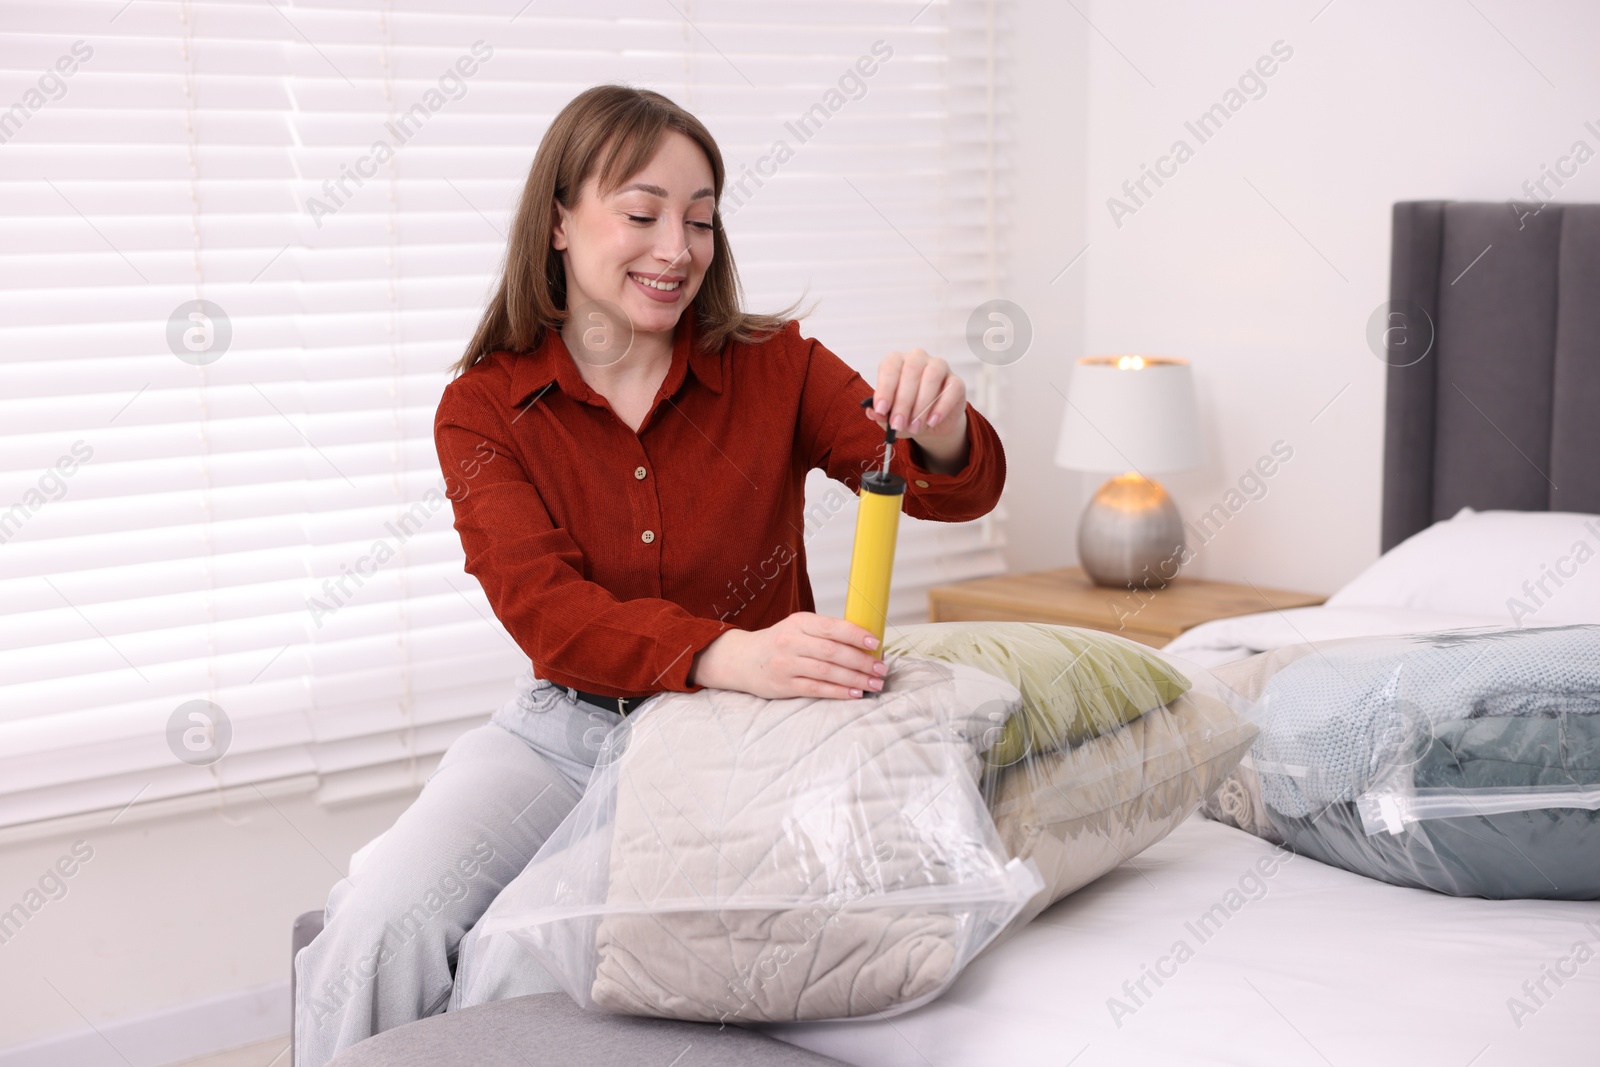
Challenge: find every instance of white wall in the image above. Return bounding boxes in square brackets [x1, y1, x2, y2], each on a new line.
[993, 4, 1091, 576]
[1003, 0, 1600, 593]
[0, 786, 417, 1051]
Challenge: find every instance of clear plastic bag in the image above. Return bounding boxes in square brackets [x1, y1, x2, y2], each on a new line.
[1209, 625, 1600, 899]
[899, 623, 1262, 932]
[468, 656, 1043, 1025]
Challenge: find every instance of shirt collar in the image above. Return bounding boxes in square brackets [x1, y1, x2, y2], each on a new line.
[505, 311, 723, 409]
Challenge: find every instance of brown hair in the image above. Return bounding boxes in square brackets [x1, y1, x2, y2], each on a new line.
[452, 84, 808, 376]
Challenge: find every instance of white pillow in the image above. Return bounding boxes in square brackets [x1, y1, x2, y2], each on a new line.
[1327, 507, 1600, 625]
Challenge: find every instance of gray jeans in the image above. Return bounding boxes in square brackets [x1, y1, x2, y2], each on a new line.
[293, 666, 653, 1067]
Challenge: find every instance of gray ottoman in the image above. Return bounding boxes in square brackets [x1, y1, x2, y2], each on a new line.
[296, 910, 849, 1067]
[325, 991, 851, 1067]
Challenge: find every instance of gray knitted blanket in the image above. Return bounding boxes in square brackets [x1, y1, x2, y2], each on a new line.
[1250, 625, 1600, 817]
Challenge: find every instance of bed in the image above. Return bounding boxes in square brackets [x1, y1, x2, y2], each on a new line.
[311, 200, 1600, 1065]
[767, 814, 1598, 1066]
[758, 200, 1600, 1063]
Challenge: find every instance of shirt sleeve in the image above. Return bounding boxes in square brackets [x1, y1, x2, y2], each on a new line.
[434, 378, 733, 697]
[793, 324, 1006, 523]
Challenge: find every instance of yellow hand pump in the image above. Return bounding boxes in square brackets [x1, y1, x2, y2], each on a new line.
[843, 397, 906, 665]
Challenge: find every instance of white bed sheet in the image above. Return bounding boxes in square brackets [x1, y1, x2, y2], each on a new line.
[766, 814, 1600, 1067]
[1160, 604, 1512, 667]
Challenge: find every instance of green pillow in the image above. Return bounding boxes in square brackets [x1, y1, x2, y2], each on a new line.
[883, 621, 1192, 768]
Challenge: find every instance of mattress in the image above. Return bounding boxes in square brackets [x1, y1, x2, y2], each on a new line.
[765, 605, 1600, 1066]
[764, 813, 1599, 1066]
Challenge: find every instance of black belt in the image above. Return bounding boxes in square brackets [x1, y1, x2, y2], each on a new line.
[564, 686, 658, 717]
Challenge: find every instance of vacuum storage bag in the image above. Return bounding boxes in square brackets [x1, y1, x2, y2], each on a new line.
[468, 656, 1043, 1025]
[1205, 625, 1600, 899]
[879, 622, 1261, 931]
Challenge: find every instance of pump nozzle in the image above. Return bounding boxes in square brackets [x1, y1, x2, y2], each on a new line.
[860, 397, 896, 475]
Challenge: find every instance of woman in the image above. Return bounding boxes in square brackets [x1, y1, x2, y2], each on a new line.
[294, 84, 1006, 1066]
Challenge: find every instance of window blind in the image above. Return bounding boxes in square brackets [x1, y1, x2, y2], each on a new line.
[0, 0, 1009, 829]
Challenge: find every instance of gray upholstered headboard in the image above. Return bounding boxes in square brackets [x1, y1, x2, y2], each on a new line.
[1381, 200, 1600, 551]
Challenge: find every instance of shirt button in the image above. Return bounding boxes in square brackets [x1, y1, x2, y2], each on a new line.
[634, 466, 647, 480]
[914, 479, 930, 488]
[641, 530, 655, 544]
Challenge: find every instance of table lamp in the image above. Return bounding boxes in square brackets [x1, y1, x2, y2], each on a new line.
[1054, 355, 1202, 588]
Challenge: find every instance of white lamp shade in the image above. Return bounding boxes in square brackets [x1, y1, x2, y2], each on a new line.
[1054, 356, 1202, 474]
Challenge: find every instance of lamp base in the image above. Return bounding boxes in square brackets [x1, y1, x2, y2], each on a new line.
[1076, 474, 1186, 588]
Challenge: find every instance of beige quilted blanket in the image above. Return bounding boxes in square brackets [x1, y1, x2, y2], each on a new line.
[590, 657, 1035, 1024]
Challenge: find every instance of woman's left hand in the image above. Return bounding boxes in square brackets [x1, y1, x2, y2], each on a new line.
[864, 348, 968, 450]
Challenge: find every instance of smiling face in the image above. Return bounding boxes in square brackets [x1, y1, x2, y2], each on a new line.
[551, 129, 717, 343]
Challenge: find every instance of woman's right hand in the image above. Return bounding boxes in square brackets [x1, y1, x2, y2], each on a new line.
[687, 612, 889, 700]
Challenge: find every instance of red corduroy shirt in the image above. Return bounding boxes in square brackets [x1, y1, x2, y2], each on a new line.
[433, 314, 1006, 698]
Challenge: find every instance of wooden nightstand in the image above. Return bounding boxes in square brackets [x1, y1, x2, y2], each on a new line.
[927, 566, 1326, 649]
